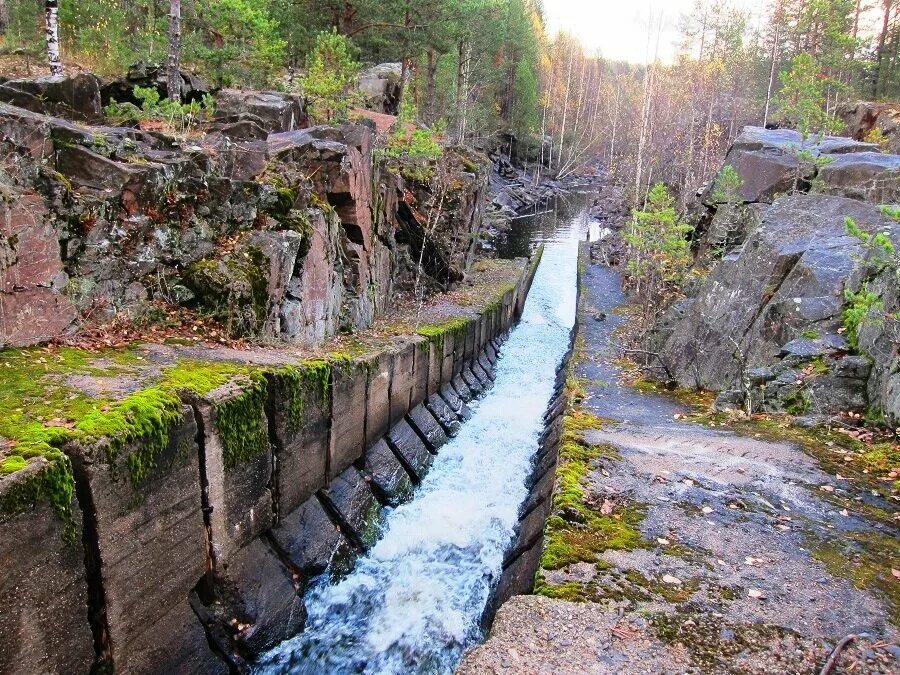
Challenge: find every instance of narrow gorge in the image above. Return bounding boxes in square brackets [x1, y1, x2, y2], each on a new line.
[2, 1, 900, 673]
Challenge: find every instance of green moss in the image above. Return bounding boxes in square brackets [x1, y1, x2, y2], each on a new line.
[0, 452, 76, 541]
[416, 317, 470, 351]
[185, 247, 271, 337]
[0, 347, 275, 507]
[77, 385, 184, 484]
[540, 407, 645, 572]
[273, 360, 332, 434]
[781, 388, 809, 415]
[214, 372, 270, 470]
[809, 357, 830, 376]
[806, 530, 900, 625]
[649, 613, 798, 670]
[534, 575, 593, 601]
[482, 283, 516, 315]
[631, 378, 714, 409]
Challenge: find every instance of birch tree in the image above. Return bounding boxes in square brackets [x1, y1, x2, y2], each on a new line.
[44, 0, 62, 76]
[167, 0, 182, 101]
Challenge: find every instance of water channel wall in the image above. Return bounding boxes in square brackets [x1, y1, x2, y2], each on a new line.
[484, 242, 586, 623]
[0, 249, 542, 675]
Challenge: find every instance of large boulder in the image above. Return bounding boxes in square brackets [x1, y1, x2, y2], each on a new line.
[706, 126, 880, 205]
[215, 89, 307, 133]
[357, 63, 402, 115]
[0, 73, 102, 122]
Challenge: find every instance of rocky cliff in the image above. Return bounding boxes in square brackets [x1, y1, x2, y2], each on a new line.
[654, 126, 900, 426]
[0, 72, 488, 348]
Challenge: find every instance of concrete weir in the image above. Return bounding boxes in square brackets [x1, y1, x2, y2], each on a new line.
[0, 252, 541, 675]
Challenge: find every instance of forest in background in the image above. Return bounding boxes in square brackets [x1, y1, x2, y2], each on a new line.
[3, 1, 900, 206]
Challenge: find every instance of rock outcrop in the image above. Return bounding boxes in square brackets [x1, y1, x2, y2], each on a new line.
[0, 73, 102, 122]
[0, 73, 489, 348]
[100, 61, 212, 106]
[839, 100, 900, 154]
[656, 126, 900, 425]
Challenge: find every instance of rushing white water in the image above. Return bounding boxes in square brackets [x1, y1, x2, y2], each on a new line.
[256, 203, 585, 675]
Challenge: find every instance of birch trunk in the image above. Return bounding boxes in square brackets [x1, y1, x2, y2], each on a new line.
[556, 43, 575, 176]
[875, 0, 894, 98]
[167, 0, 182, 102]
[763, 25, 780, 127]
[44, 0, 62, 77]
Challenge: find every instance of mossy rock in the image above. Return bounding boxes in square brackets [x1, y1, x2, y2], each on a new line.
[183, 246, 270, 337]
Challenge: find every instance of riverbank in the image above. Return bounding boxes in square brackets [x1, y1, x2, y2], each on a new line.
[457, 261, 899, 674]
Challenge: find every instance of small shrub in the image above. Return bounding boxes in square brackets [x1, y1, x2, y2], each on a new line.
[301, 30, 361, 124]
[623, 183, 694, 323]
[842, 286, 882, 350]
[103, 86, 215, 134]
[710, 164, 742, 203]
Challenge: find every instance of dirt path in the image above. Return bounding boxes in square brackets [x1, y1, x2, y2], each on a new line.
[458, 264, 899, 674]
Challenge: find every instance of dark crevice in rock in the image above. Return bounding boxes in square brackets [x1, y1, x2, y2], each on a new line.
[261, 531, 308, 580]
[187, 591, 242, 675]
[69, 454, 113, 674]
[405, 410, 441, 454]
[353, 461, 395, 507]
[424, 398, 460, 437]
[732, 250, 805, 374]
[186, 399, 217, 584]
[263, 391, 283, 525]
[501, 528, 544, 571]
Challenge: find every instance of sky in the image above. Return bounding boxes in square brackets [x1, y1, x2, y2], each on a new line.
[542, 0, 765, 64]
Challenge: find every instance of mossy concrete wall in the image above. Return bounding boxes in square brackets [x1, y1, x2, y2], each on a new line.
[0, 248, 542, 674]
[0, 460, 94, 675]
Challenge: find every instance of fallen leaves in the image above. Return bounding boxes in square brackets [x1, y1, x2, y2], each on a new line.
[609, 622, 641, 640]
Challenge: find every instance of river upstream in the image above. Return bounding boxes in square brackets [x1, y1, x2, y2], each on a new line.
[255, 197, 592, 674]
